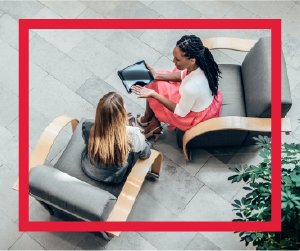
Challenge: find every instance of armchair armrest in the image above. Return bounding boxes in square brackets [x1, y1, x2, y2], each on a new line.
[183, 117, 291, 161]
[203, 37, 258, 51]
[106, 149, 163, 237]
[12, 115, 79, 191]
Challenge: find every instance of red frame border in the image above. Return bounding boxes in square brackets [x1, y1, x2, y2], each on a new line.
[19, 19, 281, 232]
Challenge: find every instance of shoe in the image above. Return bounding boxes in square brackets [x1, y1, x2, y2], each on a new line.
[137, 114, 150, 127]
[142, 126, 163, 142]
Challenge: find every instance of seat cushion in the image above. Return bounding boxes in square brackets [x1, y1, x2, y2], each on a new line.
[218, 64, 246, 117]
[29, 165, 116, 221]
[54, 118, 125, 197]
[241, 36, 292, 118]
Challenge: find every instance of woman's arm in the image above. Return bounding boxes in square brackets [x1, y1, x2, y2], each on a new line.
[147, 64, 181, 82]
[131, 86, 176, 113]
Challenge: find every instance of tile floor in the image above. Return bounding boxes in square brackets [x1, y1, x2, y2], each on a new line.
[1, 0, 300, 250]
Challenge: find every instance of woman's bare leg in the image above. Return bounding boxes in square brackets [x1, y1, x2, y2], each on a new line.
[140, 99, 154, 123]
[143, 115, 162, 134]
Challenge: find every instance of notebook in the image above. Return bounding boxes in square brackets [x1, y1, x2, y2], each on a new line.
[117, 60, 155, 93]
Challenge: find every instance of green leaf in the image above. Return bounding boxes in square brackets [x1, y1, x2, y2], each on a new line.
[243, 187, 253, 190]
[290, 172, 300, 183]
[229, 167, 240, 173]
[251, 233, 257, 241]
[257, 232, 263, 238]
[234, 200, 241, 206]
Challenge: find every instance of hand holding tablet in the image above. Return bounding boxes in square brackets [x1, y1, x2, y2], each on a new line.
[117, 60, 155, 93]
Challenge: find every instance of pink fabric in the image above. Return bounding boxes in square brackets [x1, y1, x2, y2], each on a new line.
[146, 68, 223, 131]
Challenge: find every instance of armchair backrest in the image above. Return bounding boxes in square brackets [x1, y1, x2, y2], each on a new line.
[241, 36, 292, 118]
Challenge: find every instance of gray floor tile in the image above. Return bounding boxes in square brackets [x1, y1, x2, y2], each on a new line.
[128, 190, 179, 221]
[31, 6, 62, 19]
[32, 28, 86, 54]
[0, 14, 18, 50]
[237, 0, 294, 19]
[29, 200, 60, 222]
[287, 65, 300, 91]
[139, 230, 197, 250]
[140, 29, 190, 58]
[0, 9, 4, 18]
[149, 1, 202, 19]
[201, 231, 254, 250]
[0, 129, 12, 153]
[29, 106, 72, 161]
[40, 0, 87, 19]
[9, 233, 45, 250]
[293, 82, 300, 100]
[153, 127, 211, 176]
[0, 210, 22, 250]
[106, 1, 160, 19]
[83, 29, 115, 44]
[103, 30, 162, 66]
[140, 1, 154, 7]
[76, 75, 120, 107]
[223, 4, 255, 19]
[189, 28, 257, 43]
[124, 29, 146, 39]
[227, 153, 262, 167]
[0, 0, 44, 19]
[29, 60, 48, 91]
[252, 30, 300, 70]
[96, 231, 156, 250]
[291, 124, 300, 141]
[6, 117, 17, 138]
[282, 131, 300, 144]
[196, 156, 245, 202]
[30, 35, 93, 91]
[185, 232, 221, 250]
[81, 1, 121, 17]
[68, 35, 123, 80]
[76, 7, 104, 19]
[152, 56, 176, 72]
[0, 41, 18, 95]
[282, 32, 300, 70]
[0, 136, 18, 174]
[183, 1, 235, 18]
[236, 144, 262, 154]
[142, 157, 204, 215]
[285, 95, 300, 133]
[27, 230, 87, 250]
[0, 166, 19, 222]
[104, 59, 139, 103]
[0, 84, 18, 127]
[76, 74, 145, 117]
[75, 234, 105, 250]
[127, 191, 197, 250]
[178, 185, 236, 221]
[29, 75, 95, 121]
[282, 3, 300, 40]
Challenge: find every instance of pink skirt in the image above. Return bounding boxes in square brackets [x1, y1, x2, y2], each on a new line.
[146, 68, 223, 131]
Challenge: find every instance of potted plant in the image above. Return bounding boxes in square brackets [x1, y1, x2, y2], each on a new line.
[228, 136, 300, 250]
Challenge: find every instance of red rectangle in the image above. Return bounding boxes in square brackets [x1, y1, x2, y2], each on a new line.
[19, 19, 281, 232]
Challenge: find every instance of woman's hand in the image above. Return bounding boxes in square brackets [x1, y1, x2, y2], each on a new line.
[131, 85, 156, 98]
[146, 63, 157, 79]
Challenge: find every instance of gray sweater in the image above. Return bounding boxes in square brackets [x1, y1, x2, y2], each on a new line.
[81, 120, 151, 184]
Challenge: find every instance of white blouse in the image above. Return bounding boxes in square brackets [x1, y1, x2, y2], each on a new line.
[174, 67, 214, 117]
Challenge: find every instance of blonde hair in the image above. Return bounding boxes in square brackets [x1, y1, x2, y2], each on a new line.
[88, 92, 131, 167]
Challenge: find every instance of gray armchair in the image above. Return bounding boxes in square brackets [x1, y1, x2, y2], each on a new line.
[176, 36, 292, 160]
[13, 115, 163, 239]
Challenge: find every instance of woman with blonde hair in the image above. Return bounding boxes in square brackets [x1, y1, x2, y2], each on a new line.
[81, 91, 151, 184]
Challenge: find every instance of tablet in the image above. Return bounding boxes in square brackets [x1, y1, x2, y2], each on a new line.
[117, 60, 155, 93]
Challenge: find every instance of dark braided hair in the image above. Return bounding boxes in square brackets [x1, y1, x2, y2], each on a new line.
[176, 35, 221, 97]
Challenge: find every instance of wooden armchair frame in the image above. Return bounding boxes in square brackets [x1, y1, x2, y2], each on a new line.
[182, 38, 292, 161]
[12, 115, 163, 237]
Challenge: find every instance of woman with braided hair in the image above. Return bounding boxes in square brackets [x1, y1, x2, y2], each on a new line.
[131, 35, 222, 141]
